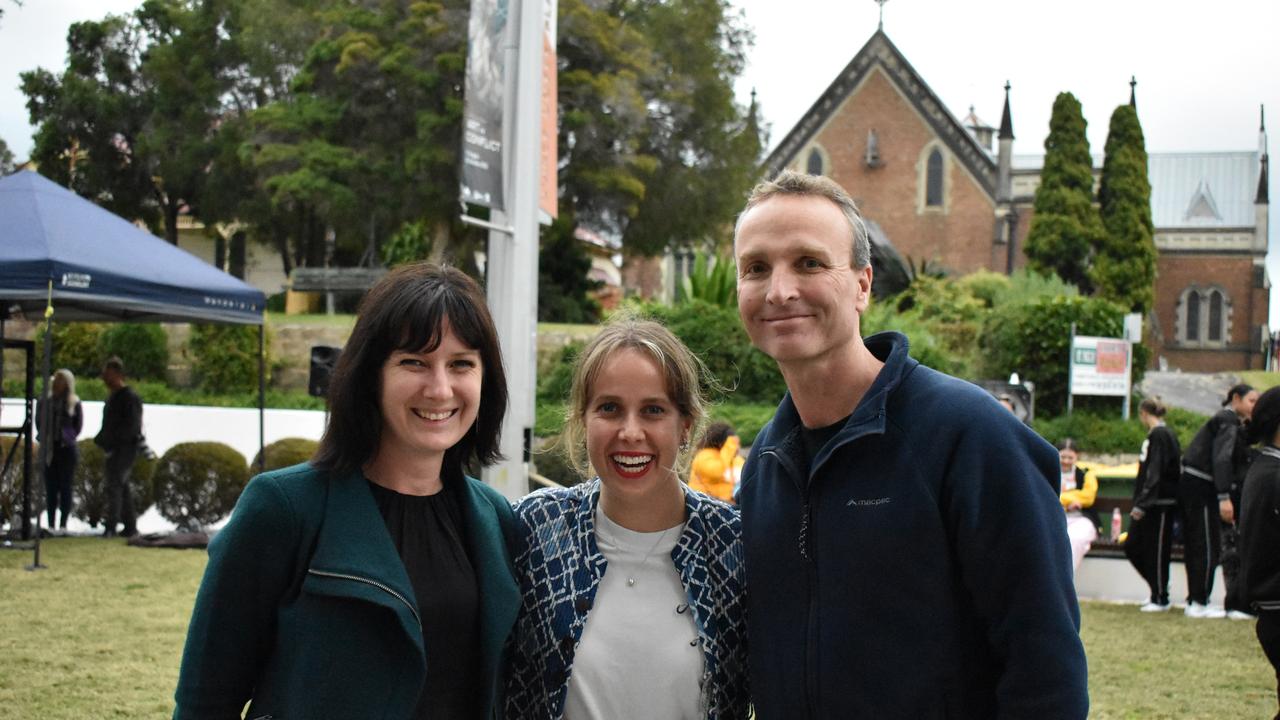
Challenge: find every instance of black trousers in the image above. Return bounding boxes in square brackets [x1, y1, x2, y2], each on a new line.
[1222, 520, 1246, 613]
[44, 445, 77, 528]
[1257, 611, 1280, 720]
[1179, 478, 1221, 605]
[103, 446, 138, 535]
[1124, 505, 1175, 605]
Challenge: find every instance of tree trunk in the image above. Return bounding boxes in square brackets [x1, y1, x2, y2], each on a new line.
[163, 199, 180, 245]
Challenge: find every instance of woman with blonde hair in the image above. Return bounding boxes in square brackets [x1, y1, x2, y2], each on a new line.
[506, 317, 749, 719]
[37, 368, 83, 530]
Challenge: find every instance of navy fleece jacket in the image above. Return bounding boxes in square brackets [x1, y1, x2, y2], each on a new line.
[739, 332, 1088, 719]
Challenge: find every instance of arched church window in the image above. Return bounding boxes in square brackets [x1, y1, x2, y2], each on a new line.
[807, 148, 824, 176]
[1178, 285, 1232, 347]
[1185, 291, 1200, 342]
[1208, 290, 1224, 342]
[925, 149, 943, 206]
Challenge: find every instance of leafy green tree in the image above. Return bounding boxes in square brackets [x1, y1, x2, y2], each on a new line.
[22, 0, 250, 244]
[557, 0, 763, 260]
[979, 294, 1135, 415]
[1093, 104, 1156, 314]
[1024, 92, 1105, 293]
[22, 14, 162, 232]
[538, 216, 601, 323]
[0, 136, 14, 174]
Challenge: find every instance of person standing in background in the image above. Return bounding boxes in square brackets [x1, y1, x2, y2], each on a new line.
[1240, 386, 1280, 720]
[1181, 383, 1256, 619]
[37, 368, 83, 531]
[1125, 398, 1182, 612]
[94, 357, 143, 538]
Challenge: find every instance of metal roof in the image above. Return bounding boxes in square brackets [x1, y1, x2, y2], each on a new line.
[1149, 152, 1261, 228]
[1010, 151, 1263, 229]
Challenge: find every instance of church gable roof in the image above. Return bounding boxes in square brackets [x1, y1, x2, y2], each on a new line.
[1149, 152, 1260, 228]
[763, 30, 997, 196]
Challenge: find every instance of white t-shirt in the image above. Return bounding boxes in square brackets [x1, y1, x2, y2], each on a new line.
[564, 508, 704, 720]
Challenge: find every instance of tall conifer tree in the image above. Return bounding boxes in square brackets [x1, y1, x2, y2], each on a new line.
[1093, 104, 1156, 313]
[1024, 92, 1105, 292]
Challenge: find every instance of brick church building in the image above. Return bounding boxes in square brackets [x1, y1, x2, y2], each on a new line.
[764, 29, 1271, 371]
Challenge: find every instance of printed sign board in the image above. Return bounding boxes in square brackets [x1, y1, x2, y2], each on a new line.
[1070, 335, 1131, 397]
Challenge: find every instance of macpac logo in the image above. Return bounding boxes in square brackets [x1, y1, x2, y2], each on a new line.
[61, 272, 91, 289]
[847, 496, 892, 507]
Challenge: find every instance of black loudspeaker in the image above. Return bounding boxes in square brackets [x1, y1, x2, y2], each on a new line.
[308, 346, 342, 398]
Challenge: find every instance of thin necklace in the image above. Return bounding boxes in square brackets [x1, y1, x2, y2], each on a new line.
[598, 521, 675, 588]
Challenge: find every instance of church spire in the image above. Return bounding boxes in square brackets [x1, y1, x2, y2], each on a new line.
[1129, 76, 1137, 109]
[1258, 105, 1269, 204]
[999, 81, 1014, 140]
[876, 0, 888, 31]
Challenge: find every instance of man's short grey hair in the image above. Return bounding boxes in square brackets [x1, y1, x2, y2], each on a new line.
[734, 171, 871, 269]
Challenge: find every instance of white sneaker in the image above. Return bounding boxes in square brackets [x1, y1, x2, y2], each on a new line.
[1139, 602, 1171, 613]
[1226, 609, 1257, 621]
[1185, 602, 1223, 618]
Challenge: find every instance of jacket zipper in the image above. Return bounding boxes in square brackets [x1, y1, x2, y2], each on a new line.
[763, 419, 882, 720]
[306, 569, 422, 628]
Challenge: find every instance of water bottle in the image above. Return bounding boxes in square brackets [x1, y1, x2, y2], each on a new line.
[1110, 507, 1122, 542]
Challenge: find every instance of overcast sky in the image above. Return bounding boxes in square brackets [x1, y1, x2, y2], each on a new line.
[3, 0, 1278, 322]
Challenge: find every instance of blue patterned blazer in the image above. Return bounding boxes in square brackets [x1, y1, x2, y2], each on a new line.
[504, 479, 750, 719]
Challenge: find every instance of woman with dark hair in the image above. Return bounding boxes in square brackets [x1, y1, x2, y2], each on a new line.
[1055, 438, 1099, 573]
[174, 263, 519, 720]
[1239, 386, 1280, 718]
[1181, 382, 1257, 619]
[1124, 398, 1182, 612]
[505, 317, 749, 719]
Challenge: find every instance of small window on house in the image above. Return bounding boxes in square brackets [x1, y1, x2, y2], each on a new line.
[925, 149, 943, 206]
[1208, 290, 1224, 342]
[807, 148, 824, 176]
[1186, 292, 1200, 341]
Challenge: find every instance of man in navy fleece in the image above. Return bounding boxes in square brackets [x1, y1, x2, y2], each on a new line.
[733, 170, 1088, 719]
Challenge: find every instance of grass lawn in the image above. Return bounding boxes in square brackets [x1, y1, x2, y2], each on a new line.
[2, 538, 1276, 718]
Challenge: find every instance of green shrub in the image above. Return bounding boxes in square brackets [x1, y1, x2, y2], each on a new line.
[250, 437, 318, 473]
[531, 437, 585, 488]
[1031, 405, 1208, 455]
[979, 294, 1139, 415]
[36, 322, 105, 377]
[72, 439, 158, 527]
[680, 250, 737, 308]
[153, 442, 249, 530]
[0, 436, 37, 529]
[188, 324, 270, 394]
[861, 300, 966, 377]
[98, 324, 169, 381]
[642, 300, 786, 404]
[706, 403, 776, 447]
[537, 342, 583, 404]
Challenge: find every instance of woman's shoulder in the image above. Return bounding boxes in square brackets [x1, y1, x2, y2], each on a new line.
[511, 481, 593, 521]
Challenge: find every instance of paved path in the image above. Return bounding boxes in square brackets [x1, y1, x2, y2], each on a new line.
[1138, 370, 1242, 416]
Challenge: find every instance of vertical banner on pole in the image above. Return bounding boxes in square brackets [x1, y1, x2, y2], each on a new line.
[538, 0, 558, 223]
[461, 0, 508, 210]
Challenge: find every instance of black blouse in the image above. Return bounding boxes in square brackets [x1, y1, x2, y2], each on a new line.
[367, 477, 481, 720]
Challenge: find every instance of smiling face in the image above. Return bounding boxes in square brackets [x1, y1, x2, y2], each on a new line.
[734, 194, 872, 369]
[376, 319, 483, 464]
[1059, 447, 1078, 473]
[585, 348, 690, 506]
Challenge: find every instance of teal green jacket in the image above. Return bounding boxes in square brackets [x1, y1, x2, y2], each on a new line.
[173, 462, 519, 719]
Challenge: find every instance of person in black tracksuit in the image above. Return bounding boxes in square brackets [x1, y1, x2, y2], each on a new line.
[1240, 386, 1280, 719]
[1181, 383, 1256, 617]
[1125, 398, 1181, 610]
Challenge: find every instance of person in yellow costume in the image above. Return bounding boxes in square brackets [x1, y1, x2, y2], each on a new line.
[689, 422, 744, 503]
